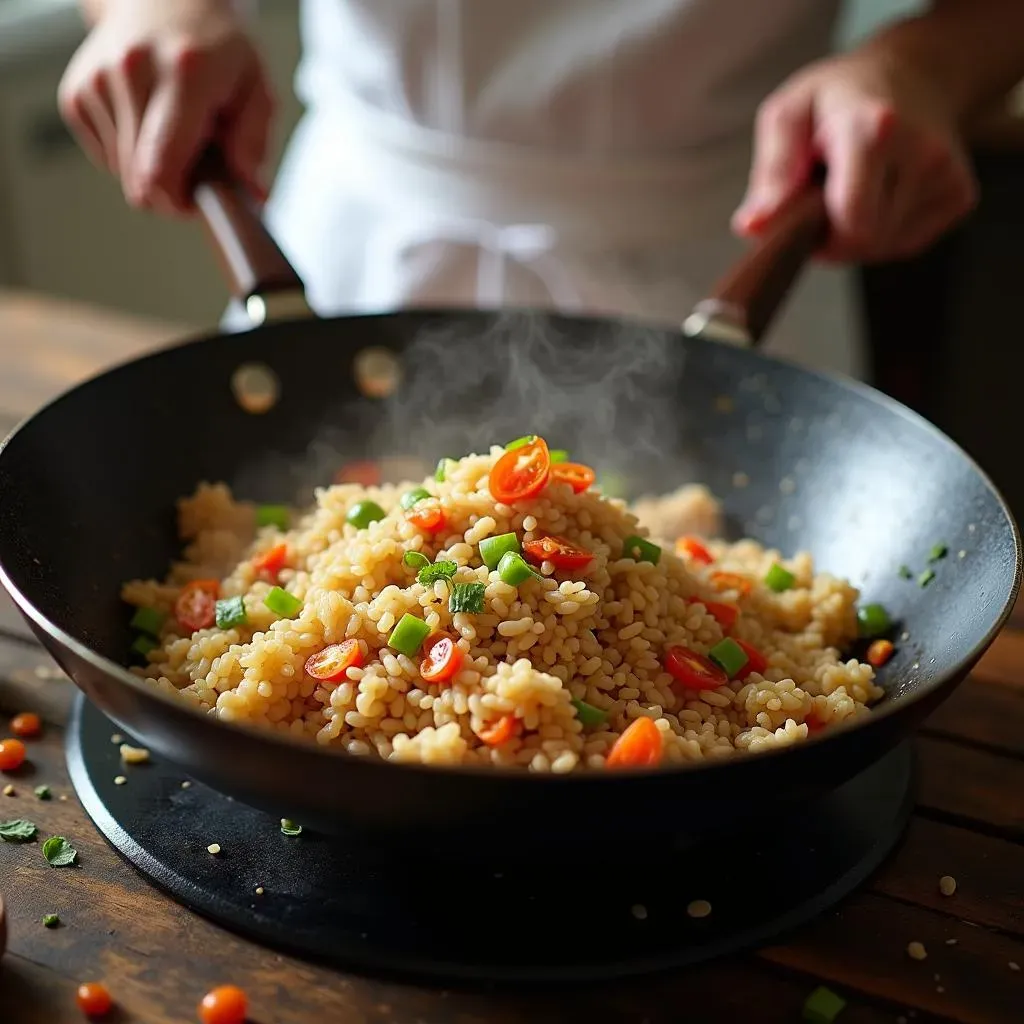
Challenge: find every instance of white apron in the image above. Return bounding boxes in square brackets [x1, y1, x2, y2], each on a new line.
[244, 0, 864, 379]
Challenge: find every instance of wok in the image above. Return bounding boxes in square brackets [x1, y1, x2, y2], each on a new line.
[0, 158, 1018, 857]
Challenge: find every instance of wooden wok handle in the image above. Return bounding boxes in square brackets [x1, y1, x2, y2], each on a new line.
[192, 148, 312, 325]
[683, 185, 829, 347]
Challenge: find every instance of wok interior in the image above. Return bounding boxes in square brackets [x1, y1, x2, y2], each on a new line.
[0, 309, 1018, 734]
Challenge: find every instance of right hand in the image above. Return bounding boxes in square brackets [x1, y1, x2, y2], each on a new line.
[58, 0, 274, 214]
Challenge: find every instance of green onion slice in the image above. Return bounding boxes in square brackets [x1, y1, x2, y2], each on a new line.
[346, 500, 386, 530]
[400, 487, 432, 510]
[764, 563, 796, 592]
[34, 786, 51, 800]
[256, 504, 290, 530]
[505, 435, 537, 451]
[42, 913, 60, 928]
[549, 449, 569, 463]
[708, 637, 749, 678]
[403, 550, 431, 571]
[280, 818, 303, 837]
[215, 595, 248, 630]
[929, 542, 949, 562]
[449, 582, 486, 615]
[497, 551, 539, 586]
[918, 569, 935, 588]
[387, 613, 431, 656]
[130, 635, 158, 659]
[129, 606, 165, 637]
[802, 985, 847, 1024]
[418, 560, 458, 587]
[435, 457, 454, 483]
[856, 603, 892, 637]
[623, 535, 661, 565]
[570, 697, 608, 727]
[264, 586, 303, 620]
[898, 565, 913, 580]
[479, 532, 520, 570]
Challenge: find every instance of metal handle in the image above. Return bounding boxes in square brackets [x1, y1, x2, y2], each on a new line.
[683, 185, 829, 347]
[191, 148, 312, 326]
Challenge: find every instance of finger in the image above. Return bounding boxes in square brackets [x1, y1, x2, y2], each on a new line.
[109, 47, 154, 206]
[221, 71, 274, 202]
[133, 63, 215, 213]
[733, 84, 815, 235]
[80, 71, 120, 174]
[58, 89, 109, 171]
[820, 102, 896, 258]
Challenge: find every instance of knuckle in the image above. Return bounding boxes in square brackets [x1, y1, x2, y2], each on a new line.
[858, 101, 896, 144]
[117, 44, 150, 76]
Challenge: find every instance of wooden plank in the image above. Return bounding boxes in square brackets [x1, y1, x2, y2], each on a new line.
[917, 736, 1024, 839]
[763, 893, 1024, 1024]
[973, 629, 1024, 690]
[923, 678, 1024, 759]
[871, 818, 1024, 939]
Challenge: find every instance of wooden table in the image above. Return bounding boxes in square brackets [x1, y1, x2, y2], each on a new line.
[0, 290, 1022, 1024]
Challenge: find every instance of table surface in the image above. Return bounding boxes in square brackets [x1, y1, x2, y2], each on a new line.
[0, 289, 1022, 1024]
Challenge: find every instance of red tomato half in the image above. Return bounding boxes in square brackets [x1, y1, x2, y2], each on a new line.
[686, 597, 740, 633]
[334, 461, 381, 487]
[253, 542, 289, 580]
[175, 579, 220, 633]
[489, 436, 551, 504]
[305, 640, 364, 683]
[676, 536, 714, 565]
[709, 571, 753, 597]
[420, 635, 464, 684]
[733, 639, 768, 679]
[664, 645, 729, 691]
[549, 462, 596, 494]
[523, 535, 594, 572]
[405, 504, 447, 534]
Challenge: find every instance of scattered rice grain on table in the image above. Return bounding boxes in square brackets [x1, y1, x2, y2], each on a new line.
[122, 444, 884, 771]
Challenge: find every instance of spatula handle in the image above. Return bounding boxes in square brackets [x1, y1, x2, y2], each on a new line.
[683, 186, 829, 348]
[192, 148, 311, 325]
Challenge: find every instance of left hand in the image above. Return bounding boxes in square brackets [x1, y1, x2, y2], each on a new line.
[732, 48, 978, 263]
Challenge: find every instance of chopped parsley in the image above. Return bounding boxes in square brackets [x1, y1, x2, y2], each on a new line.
[34, 785, 52, 800]
[42, 914, 60, 928]
[0, 818, 38, 842]
[418, 560, 458, 587]
[918, 569, 936, 588]
[898, 565, 913, 580]
[928, 542, 949, 562]
[449, 582, 486, 614]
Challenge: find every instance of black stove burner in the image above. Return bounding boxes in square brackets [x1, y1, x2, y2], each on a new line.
[67, 694, 913, 984]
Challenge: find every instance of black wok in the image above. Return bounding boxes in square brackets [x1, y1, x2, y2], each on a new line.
[0, 161, 1018, 858]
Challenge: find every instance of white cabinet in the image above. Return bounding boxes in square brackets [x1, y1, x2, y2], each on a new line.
[0, 2, 303, 329]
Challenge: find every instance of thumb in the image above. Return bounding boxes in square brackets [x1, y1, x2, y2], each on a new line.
[733, 83, 815, 236]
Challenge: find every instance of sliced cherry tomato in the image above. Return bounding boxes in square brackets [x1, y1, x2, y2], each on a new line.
[478, 714, 517, 746]
[0, 737, 26, 771]
[334, 460, 381, 487]
[252, 542, 289, 581]
[549, 462, 596, 494]
[686, 597, 740, 632]
[664, 645, 729, 691]
[174, 579, 220, 633]
[733, 639, 768, 679]
[605, 716, 663, 768]
[10, 712, 41, 738]
[709, 571, 753, 597]
[489, 436, 551, 504]
[676, 536, 714, 565]
[523, 535, 593, 572]
[76, 982, 113, 1018]
[305, 640, 364, 683]
[198, 985, 248, 1024]
[405, 503, 447, 534]
[420, 635, 464, 685]
[866, 638, 895, 668]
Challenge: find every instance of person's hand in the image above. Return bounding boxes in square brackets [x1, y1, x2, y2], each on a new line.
[732, 48, 977, 263]
[58, 0, 273, 215]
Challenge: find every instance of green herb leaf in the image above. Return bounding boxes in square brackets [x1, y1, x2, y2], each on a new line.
[449, 582, 486, 615]
[215, 595, 248, 630]
[42, 914, 60, 928]
[403, 550, 431, 571]
[802, 985, 847, 1023]
[418, 560, 458, 587]
[280, 818, 303, 837]
[34, 785, 52, 801]
[0, 818, 38, 842]
[928, 543, 949, 562]
[918, 569, 935, 588]
[42, 836, 77, 867]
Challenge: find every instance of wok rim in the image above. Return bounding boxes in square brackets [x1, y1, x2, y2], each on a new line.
[0, 306, 1020, 786]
